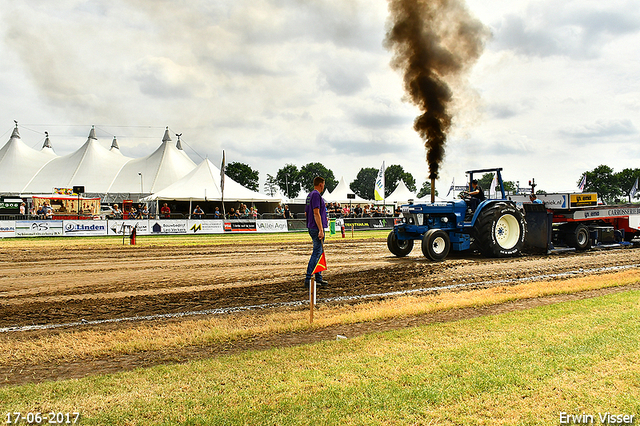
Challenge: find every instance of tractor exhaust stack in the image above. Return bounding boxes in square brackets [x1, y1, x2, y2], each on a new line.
[431, 178, 435, 203]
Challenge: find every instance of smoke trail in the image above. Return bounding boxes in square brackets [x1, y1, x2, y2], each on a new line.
[385, 0, 488, 179]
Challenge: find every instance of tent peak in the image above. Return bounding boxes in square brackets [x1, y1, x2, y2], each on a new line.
[10, 121, 20, 139]
[42, 131, 52, 149]
[162, 127, 171, 143]
[88, 126, 97, 140]
[110, 136, 120, 150]
[176, 133, 183, 150]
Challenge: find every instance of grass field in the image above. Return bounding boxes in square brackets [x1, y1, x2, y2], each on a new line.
[2, 288, 638, 425]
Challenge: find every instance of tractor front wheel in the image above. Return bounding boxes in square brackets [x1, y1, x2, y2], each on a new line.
[421, 229, 451, 261]
[387, 231, 414, 257]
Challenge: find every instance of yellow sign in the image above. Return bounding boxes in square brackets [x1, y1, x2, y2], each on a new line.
[570, 193, 598, 207]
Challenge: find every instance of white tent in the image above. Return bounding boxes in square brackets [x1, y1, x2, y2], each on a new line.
[386, 180, 417, 204]
[142, 158, 281, 202]
[107, 128, 196, 194]
[323, 177, 367, 203]
[0, 126, 57, 194]
[23, 127, 131, 194]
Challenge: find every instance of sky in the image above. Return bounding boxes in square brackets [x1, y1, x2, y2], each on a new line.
[1, 0, 639, 197]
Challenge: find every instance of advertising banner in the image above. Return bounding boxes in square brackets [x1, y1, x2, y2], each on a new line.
[186, 220, 225, 234]
[287, 219, 307, 231]
[149, 220, 188, 234]
[344, 217, 395, 230]
[63, 220, 108, 236]
[256, 219, 288, 233]
[0, 221, 16, 237]
[570, 193, 598, 208]
[224, 220, 256, 232]
[15, 220, 64, 237]
[106, 220, 151, 235]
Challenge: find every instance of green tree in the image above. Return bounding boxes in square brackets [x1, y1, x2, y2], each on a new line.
[350, 167, 378, 200]
[225, 162, 259, 191]
[298, 163, 338, 193]
[276, 164, 301, 199]
[504, 181, 516, 194]
[615, 168, 640, 202]
[264, 173, 278, 197]
[417, 180, 439, 198]
[384, 165, 416, 197]
[477, 173, 494, 190]
[579, 165, 621, 204]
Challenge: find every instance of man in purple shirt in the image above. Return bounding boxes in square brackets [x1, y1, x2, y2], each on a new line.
[304, 176, 329, 288]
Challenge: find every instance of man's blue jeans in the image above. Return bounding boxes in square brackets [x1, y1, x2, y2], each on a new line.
[306, 228, 324, 282]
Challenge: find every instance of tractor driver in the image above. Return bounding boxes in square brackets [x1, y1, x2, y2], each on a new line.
[467, 179, 485, 212]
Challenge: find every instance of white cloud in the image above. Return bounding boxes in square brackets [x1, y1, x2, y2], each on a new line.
[1, 0, 640, 196]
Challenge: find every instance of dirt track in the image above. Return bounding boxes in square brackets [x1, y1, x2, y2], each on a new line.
[1, 238, 639, 329]
[1, 237, 640, 386]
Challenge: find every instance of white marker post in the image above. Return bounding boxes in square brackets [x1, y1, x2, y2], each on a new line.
[309, 277, 316, 323]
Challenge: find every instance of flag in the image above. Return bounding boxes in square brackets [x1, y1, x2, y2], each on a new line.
[374, 161, 385, 201]
[446, 177, 454, 197]
[312, 250, 327, 274]
[489, 173, 498, 198]
[631, 177, 639, 199]
[578, 175, 587, 192]
[220, 150, 226, 193]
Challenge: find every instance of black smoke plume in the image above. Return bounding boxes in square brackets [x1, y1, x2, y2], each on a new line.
[385, 0, 488, 180]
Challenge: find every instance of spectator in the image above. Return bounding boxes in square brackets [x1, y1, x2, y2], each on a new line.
[274, 204, 283, 216]
[227, 208, 236, 219]
[43, 202, 53, 219]
[529, 194, 543, 204]
[193, 205, 204, 218]
[214, 207, 222, 219]
[283, 205, 292, 219]
[160, 203, 171, 218]
[141, 205, 149, 218]
[250, 206, 258, 219]
[354, 205, 363, 217]
[36, 204, 45, 217]
[19, 202, 26, 215]
[112, 204, 123, 219]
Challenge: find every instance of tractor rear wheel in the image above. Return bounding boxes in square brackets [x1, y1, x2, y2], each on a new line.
[474, 202, 526, 257]
[387, 231, 414, 257]
[421, 229, 451, 261]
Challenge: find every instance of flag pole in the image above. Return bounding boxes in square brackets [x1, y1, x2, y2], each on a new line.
[220, 150, 226, 218]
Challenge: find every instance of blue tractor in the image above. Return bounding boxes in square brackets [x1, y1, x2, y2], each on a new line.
[387, 168, 527, 260]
